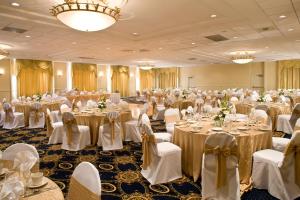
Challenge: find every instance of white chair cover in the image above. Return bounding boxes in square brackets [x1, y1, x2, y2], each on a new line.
[164, 108, 180, 134]
[252, 131, 300, 200]
[124, 109, 146, 142]
[46, 109, 64, 144]
[202, 133, 240, 200]
[97, 111, 123, 151]
[67, 162, 101, 200]
[203, 104, 213, 113]
[60, 104, 71, 114]
[140, 124, 182, 185]
[3, 103, 25, 130]
[110, 93, 121, 104]
[141, 114, 171, 143]
[62, 112, 91, 151]
[29, 102, 45, 129]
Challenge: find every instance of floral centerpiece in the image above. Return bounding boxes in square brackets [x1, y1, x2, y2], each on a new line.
[214, 98, 232, 127]
[98, 97, 106, 111]
[33, 94, 42, 102]
[257, 93, 266, 103]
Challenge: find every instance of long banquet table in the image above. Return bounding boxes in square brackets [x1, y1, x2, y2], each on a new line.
[73, 108, 132, 145]
[173, 118, 272, 183]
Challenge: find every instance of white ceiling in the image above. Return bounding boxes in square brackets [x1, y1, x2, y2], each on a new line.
[0, 0, 300, 66]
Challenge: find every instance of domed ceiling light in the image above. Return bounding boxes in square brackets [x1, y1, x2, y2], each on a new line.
[50, 0, 128, 32]
[231, 51, 255, 64]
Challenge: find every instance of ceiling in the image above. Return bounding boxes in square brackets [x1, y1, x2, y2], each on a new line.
[0, 0, 300, 66]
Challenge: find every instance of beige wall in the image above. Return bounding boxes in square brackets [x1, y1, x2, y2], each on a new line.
[129, 66, 137, 96]
[97, 65, 107, 91]
[179, 62, 265, 90]
[0, 59, 11, 101]
[53, 62, 67, 93]
[264, 61, 277, 90]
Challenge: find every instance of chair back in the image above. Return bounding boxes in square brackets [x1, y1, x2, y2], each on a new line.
[2, 143, 39, 172]
[3, 103, 14, 123]
[164, 108, 180, 124]
[110, 93, 120, 104]
[253, 109, 269, 124]
[30, 102, 43, 123]
[141, 113, 151, 126]
[203, 104, 213, 113]
[46, 109, 54, 137]
[140, 124, 157, 170]
[255, 104, 269, 113]
[68, 162, 101, 200]
[103, 111, 121, 145]
[290, 104, 300, 130]
[202, 133, 239, 198]
[62, 112, 80, 145]
[280, 131, 300, 188]
[60, 104, 71, 114]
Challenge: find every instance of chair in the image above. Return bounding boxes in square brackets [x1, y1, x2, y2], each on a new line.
[141, 113, 172, 143]
[2, 143, 39, 172]
[29, 102, 45, 129]
[164, 108, 180, 134]
[110, 93, 121, 104]
[201, 133, 240, 200]
[0, 103, 4, 126]
[62, 112, 91, 151]
[252, 131, 300, 200]
[2, 103, 25, 130]
[152, 101, 165, 121]
[276, 103, 300, 135]
[140, 124, 182, 185]
[67, 162, 101, 200]
[60, 104, 71, 114]
[97, 111, 123, 151]
[46, 109, 65, 144]
[253, 109, 271, 127]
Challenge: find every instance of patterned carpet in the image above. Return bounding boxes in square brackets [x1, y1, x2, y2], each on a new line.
[0, 124, 297, 200]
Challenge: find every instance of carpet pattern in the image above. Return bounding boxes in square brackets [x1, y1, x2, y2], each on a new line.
[0, 125, 296, 200]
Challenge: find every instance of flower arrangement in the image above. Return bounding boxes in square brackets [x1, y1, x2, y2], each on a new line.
[33, 94, 42, 102]
[257, 93, 266, 103]
[98, 97, 106, 111]
[214, 98, 232, 126]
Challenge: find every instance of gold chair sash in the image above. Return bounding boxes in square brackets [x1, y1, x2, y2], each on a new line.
[152, 102, 157, 116]
[141, 133, 156, 170]
[64, 118, 77, 145]
[165, 115, 179, 124]
[46, 114, 54, 137]
[0, 159, 39, 173]
[30, 107, 43, 123]
[67, 177, 99, 200]
[283, 143, 300, 187]
[204, 145, 238, 189]
[5, 107, 14, 123]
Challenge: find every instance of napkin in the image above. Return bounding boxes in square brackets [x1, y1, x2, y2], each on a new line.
[0, 177, 24, 200]
[280, 95, 286, 103]
[13, 151, 37, 172]
[186, 106, 194, 114]
[265, 94, 272, 102]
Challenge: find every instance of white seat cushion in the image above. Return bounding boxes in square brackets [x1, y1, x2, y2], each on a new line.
[157, 142, 181, 157]
[253, 149, 284, 166]
[272, 137, 290, 152]
[154, 132, 172, 142]
[53, 122, 63, 128]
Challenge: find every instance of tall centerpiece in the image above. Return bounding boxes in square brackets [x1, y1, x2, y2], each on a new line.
[98, 97, 106, 112]
[257, 93, 266, 103]
[214, 98, 232, 127]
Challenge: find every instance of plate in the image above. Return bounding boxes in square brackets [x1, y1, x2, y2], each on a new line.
[187, 120, 198, 124]
[259, 127, 270, 131]
[28, 177, 48, 189]
[237, 126, 249, 131]
[191, 124, 203, 128]
[211, 127, 223, 132]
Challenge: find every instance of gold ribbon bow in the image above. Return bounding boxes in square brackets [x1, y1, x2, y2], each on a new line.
[68, 177, 100, 200]
[64, 118, 76, 145]
[141, 132, 156, 170]
[30, 107, 42, 123]
[46, 114, 54, 137]
[283, 143, 300, 187]
[152, 102, 157, 115]
[204, 145, 238, 188]
[5, 107, 14, 123]
[109, 119, 116, 145]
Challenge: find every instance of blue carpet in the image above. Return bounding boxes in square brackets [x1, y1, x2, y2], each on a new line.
[0, 127, 298, 199]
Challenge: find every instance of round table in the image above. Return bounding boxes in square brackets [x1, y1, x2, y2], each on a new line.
[73, 109, 132, 145]
[172, 119, 272, 184]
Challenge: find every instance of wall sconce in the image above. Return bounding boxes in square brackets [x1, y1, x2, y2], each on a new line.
[98, 71, 104, 77]
[130, 73, 134, 77]
[0, 68, 5, 76]
[57, 70, 63, 76]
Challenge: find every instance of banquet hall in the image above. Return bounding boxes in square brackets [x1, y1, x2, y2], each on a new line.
[0, 0, 300, 199]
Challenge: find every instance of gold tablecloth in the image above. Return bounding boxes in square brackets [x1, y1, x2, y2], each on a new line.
[235, 102, 291, 131]
[66, 94, 110, 103]
[173, 120, 272, 183]
[15, 102, 61, 126]
[74, 110, 132, 145]
[172, 100, 195, 110]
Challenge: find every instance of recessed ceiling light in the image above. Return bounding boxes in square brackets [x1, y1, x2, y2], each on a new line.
[25, 35, 31, 38]
[210, 14, 217, 18]
[72, 42, 77, 45]
[158, 47, 163, 50]
[0, 43, 12, 49]
[132, 32, 139, 36]
[11, 2, 20, 7]
[288, 28, 294, 32]
[279, 15, 286, 19]
[106, 47, 111, 50]
[233, 36, 238, 39]
[265, 46, 269, 49]
[191, 42, 196, 45]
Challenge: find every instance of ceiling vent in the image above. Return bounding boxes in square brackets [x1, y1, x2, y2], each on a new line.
[188, 57, 197, 60]
[121, 49, 134, 52]
[139, 49, 150, 52]
[1, 26, 27, 33]
[78, 56, 95, 60]
[205, 34, 228, 42]
[257, 26, 275, 32]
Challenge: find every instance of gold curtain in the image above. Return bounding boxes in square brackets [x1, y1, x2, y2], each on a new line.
[17, 59, 53, 96]
[140, 69, 154, 90]
[278, 60, 300, 89]
[72, 63, 97, 91]
[153, 67, 179, 89]
[111, 65, 129, 97]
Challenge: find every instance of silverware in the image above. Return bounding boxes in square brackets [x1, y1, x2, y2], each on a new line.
[22, 186, 57, 198]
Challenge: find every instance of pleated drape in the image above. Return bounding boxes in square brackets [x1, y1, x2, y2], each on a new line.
[72, 63, 97, 91]
[17, 59, 53, 96]
[278, 60, 300, 89]
[153, 67, 179, 89]
[140, 69, 154, 90]
[111, 65, 129, 97]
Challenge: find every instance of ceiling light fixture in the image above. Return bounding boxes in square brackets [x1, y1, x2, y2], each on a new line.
[288, 28, 294, 31]
[210, 14, 217, 18]
[279, 15, 286, 19]
[132, 32, 139, 36]
[11, 2, 20, 7]
[0, 49, 9, 60]
[191, 42, 196, 45]
[231, 51, 255, 64]
[140, 66, 153, 70]
[0, 44, 12, 49]
[50, 0, 128, 32]
[25, 35, 31, 38]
